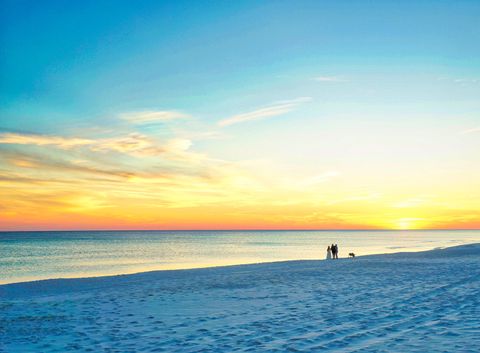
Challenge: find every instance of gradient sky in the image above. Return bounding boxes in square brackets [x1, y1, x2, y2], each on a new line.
[1, 0, 479, 230]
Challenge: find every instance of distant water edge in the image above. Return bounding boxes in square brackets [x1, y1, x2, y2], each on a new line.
[1, 230, 479, 284]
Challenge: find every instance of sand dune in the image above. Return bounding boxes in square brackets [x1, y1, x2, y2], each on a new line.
[1, 244, 479, 352]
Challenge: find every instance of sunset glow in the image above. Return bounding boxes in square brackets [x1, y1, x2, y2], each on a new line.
[1, 1, 479, 231]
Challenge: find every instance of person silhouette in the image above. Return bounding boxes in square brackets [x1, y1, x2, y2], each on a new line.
[331, 244, 337, 259]
[326, 246, 332, 260]
[334, 244, 339, 259]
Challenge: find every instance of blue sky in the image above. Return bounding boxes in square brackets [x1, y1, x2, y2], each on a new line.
[1, 0, 479, 230]
[2, 0, 479, 131]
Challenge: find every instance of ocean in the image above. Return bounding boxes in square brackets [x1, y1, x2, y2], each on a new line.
[1, 230, 479, 284]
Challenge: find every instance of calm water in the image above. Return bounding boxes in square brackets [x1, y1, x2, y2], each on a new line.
[1, 230, 479, 284]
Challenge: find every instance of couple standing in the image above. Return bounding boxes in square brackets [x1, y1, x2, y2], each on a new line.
[326, 244, 339, 259]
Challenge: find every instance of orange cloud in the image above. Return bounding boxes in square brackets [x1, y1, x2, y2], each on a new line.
[0, 133, 93, 148]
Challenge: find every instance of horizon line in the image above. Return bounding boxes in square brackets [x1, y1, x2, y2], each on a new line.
[1, 228, 479, 233]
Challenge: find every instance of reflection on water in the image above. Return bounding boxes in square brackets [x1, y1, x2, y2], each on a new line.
[1, 230, 479, 284]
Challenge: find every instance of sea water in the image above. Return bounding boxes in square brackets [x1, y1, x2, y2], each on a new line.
[1, 230, 479, 284]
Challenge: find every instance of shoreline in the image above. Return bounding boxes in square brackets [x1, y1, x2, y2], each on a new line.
[3, 230, 479, 286]
[2, 242, 478, 294]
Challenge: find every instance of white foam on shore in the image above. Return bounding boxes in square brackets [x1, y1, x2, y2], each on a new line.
[1, 244, 479, 352]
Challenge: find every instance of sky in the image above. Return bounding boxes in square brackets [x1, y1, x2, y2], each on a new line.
[1, 0, 479, 231]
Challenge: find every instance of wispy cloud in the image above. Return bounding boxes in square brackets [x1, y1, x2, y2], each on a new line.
[92, 133, 166, 156]
[453, 78, 479, 83]
[0, 132, 193, 157]
[326, 193, 381, 205]
[0, 136, 267, 216]
[0, 149, 135, 180]
[392, 197, 427, 208]
[298, 171, 340, 187]
[313, 76, 347, 82]
[0, 132, 94, 148]
[121, 110, 189, 124]
[218, 97, 311, 127]
[437, 77, 479, 84]
[460, 127, 480, 135]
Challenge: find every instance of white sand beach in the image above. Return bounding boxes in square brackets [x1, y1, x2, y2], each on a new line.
[1, 244, 479, 352]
